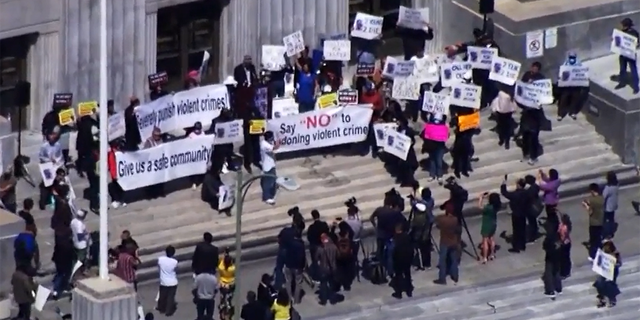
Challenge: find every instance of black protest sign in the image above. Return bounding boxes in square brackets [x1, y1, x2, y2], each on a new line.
[356, 63, 375, 76]
[53, 93, 73, 108]
[148, 71, 169, 87]
[338, 89, 359, 105]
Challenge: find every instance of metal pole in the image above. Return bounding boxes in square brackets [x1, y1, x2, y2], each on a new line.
[232, 169, 243, 320]
[98, 0, 109, 280]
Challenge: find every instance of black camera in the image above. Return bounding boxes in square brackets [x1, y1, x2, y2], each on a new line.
[385, 188, 405, 212]
[445, 176, 457, 186]
[344, 197, 357, 207]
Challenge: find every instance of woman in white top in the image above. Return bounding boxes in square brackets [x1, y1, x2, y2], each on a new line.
[157, 245, 178, 315]
[490, 85, 517, 150]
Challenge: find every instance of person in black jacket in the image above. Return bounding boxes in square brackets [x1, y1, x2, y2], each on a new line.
[51, 232, 75, 298]
[256, 273, 276, 309]
[395, 117, 419, 187]
[525, 175, 542, 242]
[391, 223, 414, 298]
[234, 55, 259, 88]
[240, 291, 266, 320]
[191, 232, 219, 275]
[123, 97, 142, 151]
[542, 226, 563, 298]
[150, 85, 169, 101]
[518, 62, 546, 165]
[614, 18, 639, 94]
[500, 178, 530, 253]
[283, 229, 306, 304]
[75, 114, 98, 178]
[307, 209, 329, 279]
[396, 25, 434, 60]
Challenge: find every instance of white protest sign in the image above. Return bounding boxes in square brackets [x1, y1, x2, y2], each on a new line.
[383, 129, 411, 160]
[261, 45, 287, 71]
[489, 56, 522, 86]
[283, 31, 305, 57]
[531, 79, 554, 105]
[411, 56, 440, 84]
[558, 65, 590, 87]
[392, 78, 421, 100]
[351, 12, 383, 40]
[71, 260, 83, 277]
[467, 46, 498, 70]
[525, 30, 544, 59]
[422, 92, 451, 115]
[592, 248, 617, 281]
[218, 183, 235, 210]
[213, 120, 243, 145]
[34, 285, 51, 311]
[611, 29, 638, 60]
[514, 80, 553, 108]
[267, 105, 373, 153]
[108, 111, 126, 141]
[373, 123, 398, 147]
[323, 40, 351, 61]
[115, 135, 215, 190]
[136, 84, 229, 140]
[396, 6, 429, 30]
[383, 57, 415, 78]
[39, 161, 62, 187]
[450, 83, 482, 109]
[440, 61, 473, 87]
[272, 97, 299, 118]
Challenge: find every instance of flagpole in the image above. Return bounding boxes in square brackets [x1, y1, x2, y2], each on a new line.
[98, 0, 109, 280]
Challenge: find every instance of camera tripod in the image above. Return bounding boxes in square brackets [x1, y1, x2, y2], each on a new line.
[8, 102, 36, 187]
[458, 213, 479, 260]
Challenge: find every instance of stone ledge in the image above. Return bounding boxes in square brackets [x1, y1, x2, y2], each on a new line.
[74, 277, 136, 300]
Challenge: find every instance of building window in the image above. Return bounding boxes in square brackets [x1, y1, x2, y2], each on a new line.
[0, 36, 28, 131]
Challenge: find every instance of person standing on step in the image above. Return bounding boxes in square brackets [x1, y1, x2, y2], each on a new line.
[479, 192, 500, 263]
[490, 84, 517, 150]
[538, 169, 561, 228]
[433, 203, 460, 286]
[542, 224, 563, 298]
[500, 178, 529, 253]
[518, 62, 546, 165]
[558, 213, 573, 279]
[524, 175, 542, 242]
[584, 183, 604, 261]
[260, 131, 279, 205]
[594, 240, 622, 308]
[614, 18, 639, 94]
[602, 171, 619, 240]
[391, 223, 414, 299]
[557, 52, 589, 121]
[192, 232, 219, 276]
[188, 122, 206, 191]
[157, 245, 178, 316]
[307, 209, 330, 280]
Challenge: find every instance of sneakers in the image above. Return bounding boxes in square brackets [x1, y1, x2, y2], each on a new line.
[544, 292, 556, 298]
[265, 199, 275, 205]
[111, 201, 121, 209]
[192, 184, 197, 190]
[527, 158, 538, 165]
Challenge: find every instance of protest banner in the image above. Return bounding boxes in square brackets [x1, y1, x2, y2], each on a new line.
[213, 119, 243, 145]
[440, 61, 473, 87]
[411, 55, 440, 84]
[136, 84, 229, 140]
[77, 101, 97, 117]
[383, 129, 411, 160]
[268, 105, 373, 153]
[249, 119, 266, 134]
[514, 79, 554, 108]
[458, 112, 480, 132]
[450, 83, 482, 109]
[272, 98, 299, 118]
[396, 6, 429, 30]
[115, 135, 215, 190]
[39, 161, 63, 187]
[424, 123, 449, 142]
[283, 31, 305, 57]
[58, 108, 75, 126]
[317, 93, 339, 109]
[373, 123, 398, 147]
[592, 248, 617, 281]
[356, 63, 376, 76]
[422, 92, 450, 115]
[558, 65, 590, 87]
[351, 12, 384, 40]
[218, 183, 235, 211]
[323, 40, 351, 61]
[611, 29, 638, 60]
[467, 46, 498, 70]
[383, 57, 415, 78]
[392, 77, 421, 100]
[261, 45, 287, 71]
[489, 56, 522, 85]
[108, 111, 126, 141]
[338, 89, 359, 105]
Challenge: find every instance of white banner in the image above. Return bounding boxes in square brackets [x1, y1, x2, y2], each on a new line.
[218, 183, 235, 211]
[272, 97, 299, 118]
[383, 130, 411, 160]
[489, 56, 521, 86]
[392, 78, 421, 100]
[396, 6, 429, 30]
[558, 65, 590, 87]
[373, 123, 398, 147]
[283, 31, 305, 57]
[108, 111, 126, 141]
[411, 56, 440, 84]
[115, 135, 215, 190]
[611, 29, 638, 60]
[514, 79, 553, 108]
[39, 161, 63, 187]
[382, 57, 415, 78]
[136, 84, 229, 140]
[422, 92, 451, 115]
[323, 40, 351, 61]
[440, 61, 472, 87]
[467, 46, 498, 70]
[261, 45, 287, 71]
[213, 120, 243, 145]
[450, 83, 482, 109]
[267, 105, 373, 153]
[592, 248, 617, 281]
[351, 13, 384, 40]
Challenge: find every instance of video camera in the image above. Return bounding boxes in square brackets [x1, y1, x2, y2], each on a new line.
[385, 188, 405, 212]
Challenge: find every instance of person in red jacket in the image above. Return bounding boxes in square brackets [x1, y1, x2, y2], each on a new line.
[359, 81, 383, 158]
[108, 140, 127, 208]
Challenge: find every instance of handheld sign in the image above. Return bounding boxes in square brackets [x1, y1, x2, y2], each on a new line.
[489, 56, 521, 86]
[272, 98, 299, 118]
[450, 83, 482, 109]
[392, 78, 421, 100]
[383, 129, 411, 160]
[58, 108, 76, 126]
[592, 248, 617, 281]
[396, 6, 429, 30]
[261, 45, 287, 71]
[439, 61, 472, 87]
[148, 71, 169, 87]
[610, 29, 638, 60]
[337, 89, 359, 105]
[458, 112, 480, 132]
[356, 63, 376, 76]
[424, 123, 449, 142]
[422, 92, 450, 115]
[467, 46, 498, 70]
[351, 12, 383, 40]
[323, 40, 351, 61]
[283, 31, 305, 57]
[77, 101, 98, 117]
[558, 65, 590, 87]
[213, 119, 244, 145]
[373, 123, 398, 147]
[249, 119, 266, 134]
[53, 93, 73, 108]
[317, 93, 339, 109]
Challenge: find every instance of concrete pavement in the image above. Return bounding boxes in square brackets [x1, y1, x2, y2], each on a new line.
[22, 185, 640, 320]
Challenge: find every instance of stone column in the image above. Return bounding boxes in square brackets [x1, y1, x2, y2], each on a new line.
[0, 117, 16, 170]
[72, 276, 137, 320]
[412, 0, 446, 54]
[27, 32, 61, 130]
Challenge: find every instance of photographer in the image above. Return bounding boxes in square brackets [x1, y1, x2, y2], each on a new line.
[500, 177, 530, 253]
[440, 177, 468, 223]
[344, 198, 363, 262]
[370, 190, 406, 278]
[409, 188, 435, 270]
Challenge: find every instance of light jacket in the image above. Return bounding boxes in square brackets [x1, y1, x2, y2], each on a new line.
[490, 91, 517, 114]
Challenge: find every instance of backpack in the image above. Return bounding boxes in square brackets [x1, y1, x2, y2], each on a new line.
[337, 235, 352, 259]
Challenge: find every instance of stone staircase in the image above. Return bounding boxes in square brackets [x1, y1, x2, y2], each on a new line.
[314, 255, 640, 320]
[19, 103, 632, 284]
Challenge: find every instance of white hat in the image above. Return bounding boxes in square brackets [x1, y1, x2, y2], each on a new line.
[223, 76, 237, 86]
[462, 70, 473, 81]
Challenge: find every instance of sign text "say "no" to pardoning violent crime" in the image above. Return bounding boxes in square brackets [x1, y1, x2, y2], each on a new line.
[135, 84, 229, 140]
[267, 105, 374, 153]
[115, 135, 215, 190]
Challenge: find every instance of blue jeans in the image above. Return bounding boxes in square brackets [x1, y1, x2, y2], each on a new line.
[602, 211, 616, 239]
[318, 274, 335, 303]
[260, 168, 277, 201]
[438, 245, 460, 283]
[270, 80, 285, 98]
[273, 247, 286, 289]
[52, 271, 71, 293]
[619, 55, 639, 90]
[428, 147, 445, 178]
